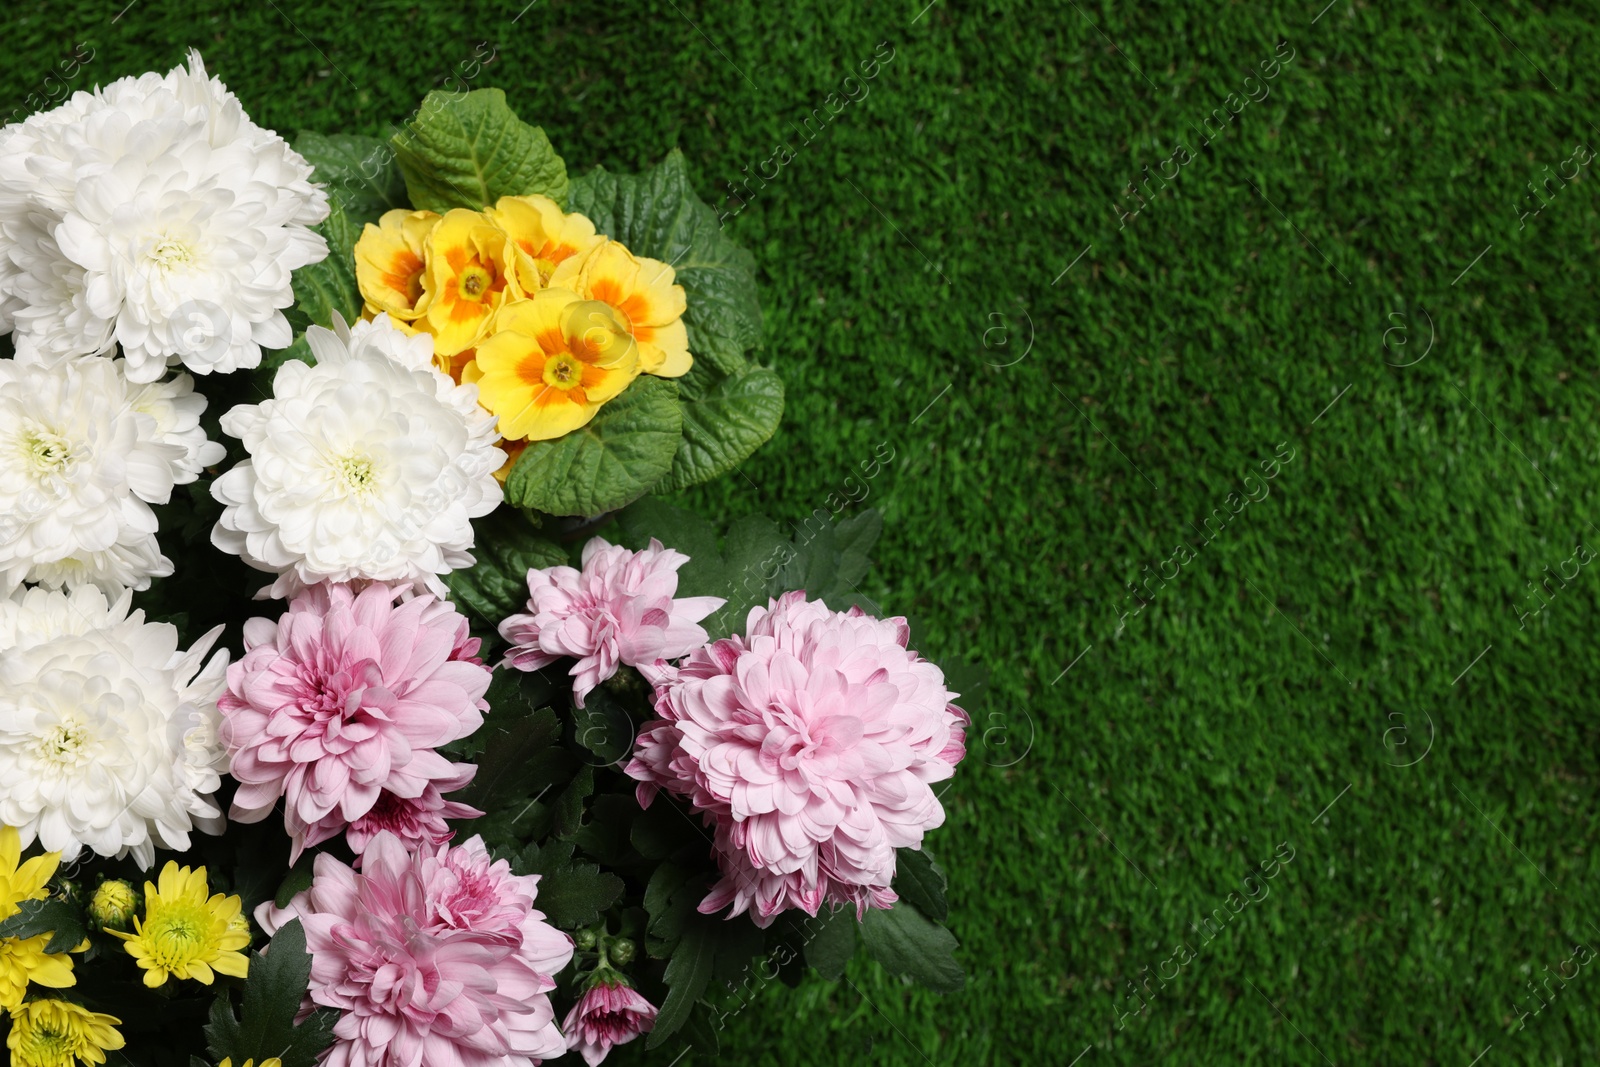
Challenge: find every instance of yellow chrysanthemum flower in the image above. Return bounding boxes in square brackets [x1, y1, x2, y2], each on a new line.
[486, 194, 603, 291]
[354, 208, 441, 324]
[0, 826, 60, 922]
[107, 862, 250, 988]
[7, 999, 124, 1067]
[217, 1059, 282, 1067]
[420, 208, 522, 357]
[465, 288, 640, 442]
[0, 935, 75, 1010]
[550, 239, 693, 378]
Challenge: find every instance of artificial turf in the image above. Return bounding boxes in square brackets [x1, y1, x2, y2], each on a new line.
[6, 0, 1600, 1063]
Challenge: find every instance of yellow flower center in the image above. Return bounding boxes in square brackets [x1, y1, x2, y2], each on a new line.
[30, 718, 91, 770]
[147, 236, 197, 271]
[459, 266, 491, 300]
[336, 454, 379, 494]
[543, 354, 583, 391]
[142, 906, 209, 970]
[21, 427, 71, 474]
[13, 1024, 71, 1065]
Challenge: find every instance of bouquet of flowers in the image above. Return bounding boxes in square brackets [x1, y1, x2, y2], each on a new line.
[0, 52, 968, 1066]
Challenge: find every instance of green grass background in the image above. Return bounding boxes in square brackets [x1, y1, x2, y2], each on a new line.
[7, 0, 1600, 1063]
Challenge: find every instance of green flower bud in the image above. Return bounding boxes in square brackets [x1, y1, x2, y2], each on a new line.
[88, 879, 140, 932]
[575, 929, 598, 951]
[608, 937, 636, 966]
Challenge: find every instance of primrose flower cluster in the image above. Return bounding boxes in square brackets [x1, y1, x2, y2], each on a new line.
[354, 195, 693, 448]
[0, 48, 971, 1067]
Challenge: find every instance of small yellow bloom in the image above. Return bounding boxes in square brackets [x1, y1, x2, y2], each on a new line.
[420, 208, 521, 357]
[354, 208, 441, 323]
[466, 288, 640, 442]
[0, 935, 75, 1010]
[7, 999, 123, 1067]
[87, 880, 139, 933]
[108, 862, 250, 989]
[0, 825, 60, 923]
[550, 239, 692, 378]
[217, 1060, 283, 1067]
[486, 194, 603, 291]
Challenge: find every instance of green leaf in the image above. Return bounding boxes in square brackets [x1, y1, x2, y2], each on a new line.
[567, 150, 762, 375]
[392, 88, 568, 212]
[505, 376, 683, 517]
[892, 847, 949, 923]
[455, 671, 563, 812]
[705, 514, 790, 640]
[802, 907, 859, 980]
[534, 864, 626, 929]
[444, 508, 568, 632]
[0, 898, 86, 955]
[571, 686, 638, 768]
[203, 919, 339, 1067]
[550, 764, 594, 840]
[285, 198, 362, 335]
[292, 131, 408, 225]
[572, 794, 641, 867]
[647, 917, 719, 1048]
[655, 363, 784, 493]
[859, 902, 965, 993]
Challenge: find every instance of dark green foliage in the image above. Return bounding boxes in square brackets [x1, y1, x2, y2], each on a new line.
[203, 920, 338, 1067]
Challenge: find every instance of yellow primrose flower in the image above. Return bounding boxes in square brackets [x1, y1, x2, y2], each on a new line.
[0, 935, 75, 1010]
[0, 826, 60, 923]
[420, 208, 521, 357]
[354, 208, 441, 323]
[550, 239, 692, 378]
[108, 862, 250, 988]
[7, 999, 124, 1067]
[486, 194, 603, 291]
[466, 288, 640, 442]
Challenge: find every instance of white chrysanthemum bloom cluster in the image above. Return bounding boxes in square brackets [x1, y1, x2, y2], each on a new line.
[212, 312, 505, 599]
[0, 49, 328, 381]
[0, 355, 223, 595]
[0, 584, 230, 867]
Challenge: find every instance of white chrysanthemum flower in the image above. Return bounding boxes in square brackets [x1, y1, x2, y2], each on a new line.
[212, 313, 505, 599]
[0, 356, 224, 593]
[0, 49, 328, 379]
[0, 584, 230, 867]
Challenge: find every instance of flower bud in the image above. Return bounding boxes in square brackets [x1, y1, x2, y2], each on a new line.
[88, 879, 140, 931]
[608, 937, 636, 966]
[575, 928, 598, 950]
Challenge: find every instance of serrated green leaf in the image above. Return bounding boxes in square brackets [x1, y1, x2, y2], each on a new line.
[506, 375, 683, 517]
[0, 898, 86, 955]
[392, 88, 567, 212]
[550, 764, 594, 839]
[802, 907, 859, 980]
[203, 919, 339, 1067]
[444, 508, 568, 632]
[705, 514, 789, 640]
[647, 917, 718, 1048]
[655, 363, 784, 493]
[859, 902, 965, 993]
[292, 130, 408, 225]
[456, 671, 563, 812]
[534, 864, 625, 929]
[571, 686, 638, 768]
[567, 150, 762, 376]
[892, 847, 948, 923]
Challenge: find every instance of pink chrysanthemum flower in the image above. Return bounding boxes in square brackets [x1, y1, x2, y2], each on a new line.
[625, 591, 968, 927]
[562, 979, 658, 1066]
[291, 832, 574, 1067]
[343, 773, 482, 858]
[219, 581, 489, 860]
[499, 538, 723, 707]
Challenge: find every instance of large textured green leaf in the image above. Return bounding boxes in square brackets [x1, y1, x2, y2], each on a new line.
[859, 902, 965, 993]
[292, 131, 408, 225]
[647, 917, 718, 1048]
[892, 847, 949, 923]
[505, 376, 683, 517]
[392, 88, 567, 212]
[802, 907, 859, 979]
[655, 362, 784, 492]
[285, 199, 362, 335]
[444, 508, 569, 632]
[567, 150, 762, 375]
